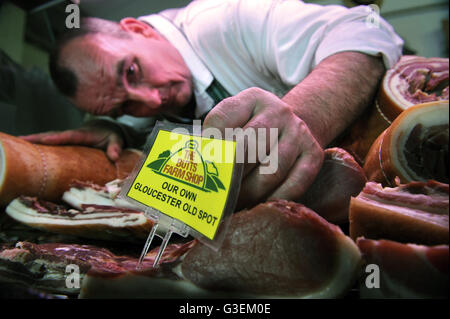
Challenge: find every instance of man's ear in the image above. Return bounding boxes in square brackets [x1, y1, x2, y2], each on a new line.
[119, 17, 160, 38]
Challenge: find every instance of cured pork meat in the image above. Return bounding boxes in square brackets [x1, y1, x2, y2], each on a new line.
[338, 56, 449, 164]
[5, 196, 153, 242]
[180, 200, 361, 298]
[0, 212, 82, 245]
[82, 200, 362, 298]
[378, 56, 449, 115]
[0, 241, 192, 295]
[349, 180, 449, 245]
[0, 132, 142, 206]
[297, 148, 367, 224]
[0, 200, 363, 298]
[357, 238, 448, 299]
[363, 101, 448, 186]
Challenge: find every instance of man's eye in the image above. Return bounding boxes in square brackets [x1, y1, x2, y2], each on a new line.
[126, 63, 139, 85]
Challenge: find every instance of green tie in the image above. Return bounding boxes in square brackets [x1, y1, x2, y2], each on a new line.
[205, 79, 231, 107]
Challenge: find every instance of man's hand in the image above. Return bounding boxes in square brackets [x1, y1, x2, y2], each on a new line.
[203, 87, 324, 208]
[20, 120, 124, 161]
[203, 53, 385, 209]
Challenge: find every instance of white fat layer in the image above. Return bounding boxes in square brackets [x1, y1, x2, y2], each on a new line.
[390, 102, 449, 181]
[5, 199, 148, 227]
[360, 190, 449, 215]
[63, 188, 137, 210]
[387, 71, 415, 109]
[357, 196, 449, 227]
[62, 188, 116, 209]
[105, 179, 123, 198]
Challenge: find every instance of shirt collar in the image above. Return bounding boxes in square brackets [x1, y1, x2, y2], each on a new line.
[138, 13, 215, 118]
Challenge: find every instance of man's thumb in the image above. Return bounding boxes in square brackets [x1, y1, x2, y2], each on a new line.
[106, 138, 123, 161]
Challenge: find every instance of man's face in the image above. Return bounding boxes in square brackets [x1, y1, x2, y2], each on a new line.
[60, 30, 193, 118]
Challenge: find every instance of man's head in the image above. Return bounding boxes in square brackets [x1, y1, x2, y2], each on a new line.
[50, 17, 193, 118]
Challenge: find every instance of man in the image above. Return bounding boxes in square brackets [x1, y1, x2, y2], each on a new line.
[23, 0, 403, 208]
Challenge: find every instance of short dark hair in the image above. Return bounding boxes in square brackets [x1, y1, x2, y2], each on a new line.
[49, 17, 131, 98]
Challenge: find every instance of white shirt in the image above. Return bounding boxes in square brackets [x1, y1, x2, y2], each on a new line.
[139, 0, 403, 118]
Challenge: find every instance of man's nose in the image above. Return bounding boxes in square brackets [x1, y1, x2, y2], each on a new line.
[126, 86, 161, 107]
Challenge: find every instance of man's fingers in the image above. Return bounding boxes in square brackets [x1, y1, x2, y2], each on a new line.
[238, 102, 290, 176]
[203, 87, 274, 132]
[236, 117, 306, 206]
[205, 87, 325, 208]
[20, 130, 86, 145]
[19, 127, 124, 162]
[204, 88, 290, 178]
[105, 135, 124, 161]
[19, 132, 59, 143]
[33, 129, 103, 146]
[21, 126, 115, 145]
[269, 142, 323, 201]
[237, 138, 299, 208]
[236, 116, 324, 208]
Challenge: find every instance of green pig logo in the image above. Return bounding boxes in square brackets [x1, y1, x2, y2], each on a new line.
[147, 140, 225, 193]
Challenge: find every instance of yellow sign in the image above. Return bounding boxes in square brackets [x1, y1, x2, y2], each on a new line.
[127, 130, 236, 240]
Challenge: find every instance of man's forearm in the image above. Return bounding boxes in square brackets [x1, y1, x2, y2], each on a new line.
[282, 51, 386, 147]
